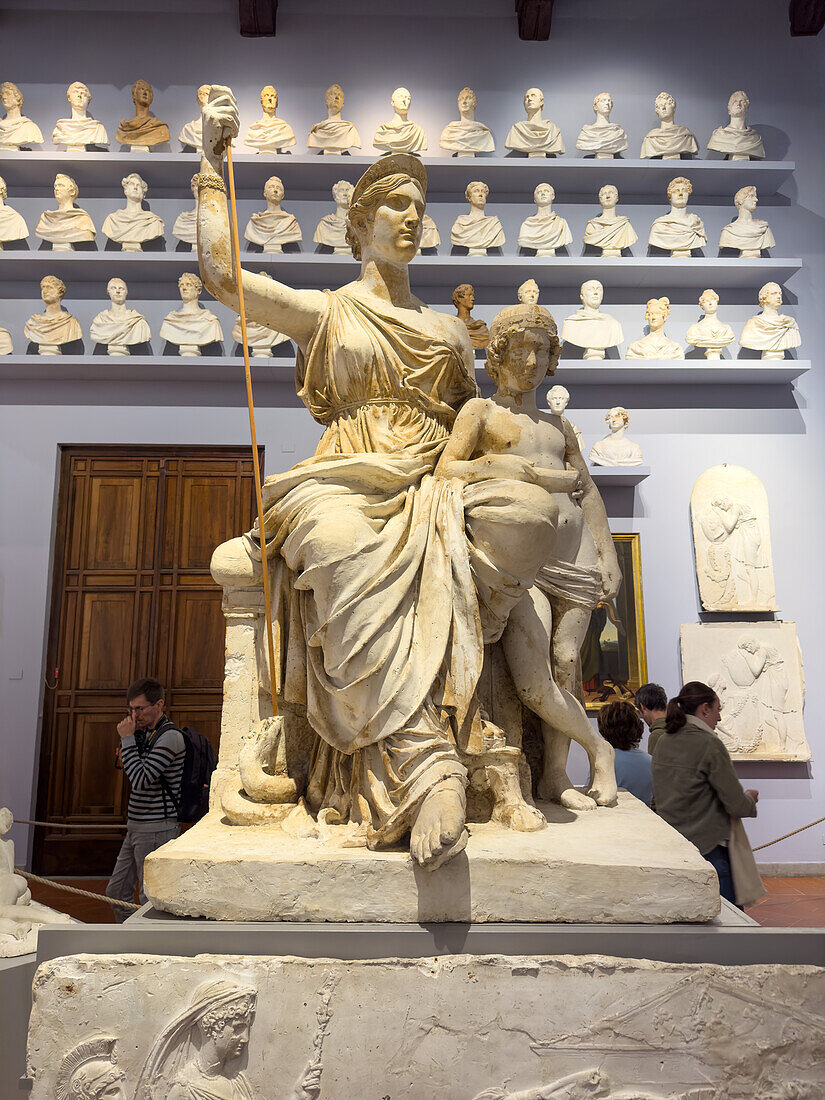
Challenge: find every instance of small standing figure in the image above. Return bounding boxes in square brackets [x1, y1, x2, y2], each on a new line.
[648, 177, 707, 257]
[708, 90, 765, 160]
[561, 279, 623, 360]
[582, 184, 637, 257]
[178, 84, 212, 152]
[740, 282, 801, 360]
[102, 173, 165, 252]
[244, 85, 297, 154]
[686, 289, 735, 360]
[626, 297, 684, 360]
[547, 384, 585, 454]
[575, 92, 627, 158]
[589, 407, 644, 466]
[313, 180, 355, 254]
[518, 183, 572, 256]
[244, 176, 302, 253]
[90, 277, 151, 356]
[172, 176, 199, 250]
[418, 213, 440, 252]
[439, 87, 495, 157]
[308, 83, 361, 155]
[24, 275, 83, 355]
[373, 87, 427, 154]
[51, 80, 108, 150]
[718, 185, 775, 256]
[451, 181, 505, 256]
[452, 283, 489, 350]
[35, 173, 96, 251]
[517, 278, 540, 305]
[160, 273, 224, 357]
[505, 87, 564, 156]
[115, 79, 170, 151]
[55, 1037, 126, 1100]
[0, 81, 43, 148]
[0, 175, 28, 248]
[640, 91, 698, 159]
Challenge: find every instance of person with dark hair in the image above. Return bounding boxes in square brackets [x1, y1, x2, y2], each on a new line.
[653, 681, 758, 906]
[596, 700, 652, 805]
[106, 677, 184, 920]
[635, 682, 668, 754]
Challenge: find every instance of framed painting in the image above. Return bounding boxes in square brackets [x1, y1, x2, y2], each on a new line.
[581, 532, 648, 711]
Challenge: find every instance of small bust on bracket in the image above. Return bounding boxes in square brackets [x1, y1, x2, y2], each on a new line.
[24, 274, 83, 355]
[232, 316, 290, 358]
[718, 185, 775, 257]
[115, 79, 170, 151]
[373, 86, 427, 154]
[547, 384, 585, 454]
[518, 182, 572, 256]
[35, 172, 96, 251]
[626, 296, 684, 360]
[178, 84, 212, 152]
[740, 282, 801, 360]
[686, 289, 735, 360]
[452, 283, 489, 350]
[52, 81, 109, 151]
[640, 91, 698, 160]
[0, 81, 43, 149]
[418, 213, 440, 252]
[314, 179, 354, 254]
[648, 176, 707, 257]
[172, 176, 199, 250]
[575, 92, 627, 158]
[561, 279, 623, 360]
[0, 174, 28, 248]
[160, 272, 223, 357]
[244, 85, 296, 154]
[505, 87, 564, 157]
[517, 278, 540, 305]
[439, 87, 495, 157]
[589, 406, 644, 467]
[90, 277, 151, 356]
[102, 172, 165, 252]
[308, 83, 361, 155]
[451, 180, 505, 256]
[244, 175, 302, 253]
[708, 90, 765, 161]
[582, 184, 637, 257]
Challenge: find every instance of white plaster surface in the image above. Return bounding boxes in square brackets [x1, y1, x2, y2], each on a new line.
[144, 792, 718, 923]
[26, 952, 825, 1099]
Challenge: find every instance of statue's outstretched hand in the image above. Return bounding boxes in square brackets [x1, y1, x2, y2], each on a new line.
[202, 85, 240, 168]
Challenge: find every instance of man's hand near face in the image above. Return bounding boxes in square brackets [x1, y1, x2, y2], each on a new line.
[117, 714, 136, 740]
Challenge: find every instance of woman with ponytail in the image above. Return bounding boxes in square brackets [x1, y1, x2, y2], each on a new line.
[653, 681, 760, 907]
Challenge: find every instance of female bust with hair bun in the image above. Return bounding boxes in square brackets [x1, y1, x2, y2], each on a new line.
[653, 681, 759, 906]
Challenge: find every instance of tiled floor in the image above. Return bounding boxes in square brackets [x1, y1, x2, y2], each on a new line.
[25, 875, 825, 928]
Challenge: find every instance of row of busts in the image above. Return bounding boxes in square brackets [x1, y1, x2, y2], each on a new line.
[547, 393, 645, 468]
[457, 279, 801, 360]
[3, 274, 801, 361]
[0, 173, 777, 259]
[1, 81, 767, 160]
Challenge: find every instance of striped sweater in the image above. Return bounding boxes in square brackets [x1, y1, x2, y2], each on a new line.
[120, 717, 185, 824]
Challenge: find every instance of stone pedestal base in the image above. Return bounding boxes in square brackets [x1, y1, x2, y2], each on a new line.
[144, 792, 719, 923]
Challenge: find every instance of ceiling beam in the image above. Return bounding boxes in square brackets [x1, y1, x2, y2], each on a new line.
[789, 0, 825, 34]
[515, 0, 554, 40]
[238, 0, 278, 37]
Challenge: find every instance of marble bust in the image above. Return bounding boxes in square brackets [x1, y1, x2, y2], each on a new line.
[51, 81, 108, 150]
[450, 180, 505, 255]
[24, 275, 83, 354]
[0, 175, 28, 247]
[244, 85, 296, 154]
[0, 327, 12, 355]
[244, 176, 302, 253]
[686, 289, 735, 359]
[561, 280, 623, 360]
[172, 176, 198, 249]
[90, 277, 151, 355]
[718, 185, 775, 256]
[505, 87, 564, 156]
[102, 173, 165, 251]
[740, 282, 801, 359]
[517, 278, 540, 305]
[576, 92, 627, 158]
[313, 179, 354, 254]
[232, 317, 290, 356]
[439, 87, 495, 157]
[590, 407, 644, 466]
[0, 81, 43, 148]
[308, 83, 361, 155]
[178, 84, 211, 151]
[115, 79, 170, 150]
[418, 213, 440, 252]
[547, 384, 584, 454]
[160, 272, 223, 356]
[626, 297, 684, 359]
[35, 173, 96, 251]
[640, 92, 698, 159]
[518, 182, 572, 256]
[583, 184, 637, 256]
[452, 283, 489, 349]
[708, 90, 765, 160]
[648, 176, 707, 256]
[373, 86, 427, 154]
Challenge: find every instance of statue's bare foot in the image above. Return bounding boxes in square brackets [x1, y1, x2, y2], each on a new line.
[410, 780, 468, 870]
[493, 801, 546, 832]
[587, 742, 618, 806]
[538, 768, 597, 811]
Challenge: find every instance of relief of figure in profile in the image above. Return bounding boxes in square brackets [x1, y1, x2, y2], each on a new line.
[715, 635, 794, 755]
[55, 1037, 126, 1100]
[471, 1067, 671, 1099]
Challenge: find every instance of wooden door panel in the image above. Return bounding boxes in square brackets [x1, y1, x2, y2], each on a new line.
[64, 713, 125, 818]
[178, 478, 235, 569]
[171, 590, 226, 687]
[77, 592, 135, 689]
[86, 478, 142, 570]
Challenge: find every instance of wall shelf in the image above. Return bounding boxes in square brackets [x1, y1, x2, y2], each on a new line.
[588, 466, 650, 486]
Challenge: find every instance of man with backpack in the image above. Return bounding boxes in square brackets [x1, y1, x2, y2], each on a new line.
[106, 677, 185, 921]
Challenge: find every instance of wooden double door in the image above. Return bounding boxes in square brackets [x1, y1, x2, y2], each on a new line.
[35, 446, 261, 875]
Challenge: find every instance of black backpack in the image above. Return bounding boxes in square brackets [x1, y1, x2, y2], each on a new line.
[160, 725, 217, 823]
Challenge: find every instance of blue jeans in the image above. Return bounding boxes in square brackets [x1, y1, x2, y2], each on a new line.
[703, 843, 741, 908]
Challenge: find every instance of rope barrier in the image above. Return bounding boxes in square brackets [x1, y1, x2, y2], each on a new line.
[752, 814, 825, 852]
[14, 867, 140, 911]
[13, 817, 127, 830]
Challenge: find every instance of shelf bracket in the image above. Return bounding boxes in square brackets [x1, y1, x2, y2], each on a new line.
[515, 0, 554, 40]
[238, 0, 278, 37]
[789, 0, 825, 34]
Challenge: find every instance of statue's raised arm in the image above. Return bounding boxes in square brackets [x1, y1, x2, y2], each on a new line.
[196, 85, 326, 350]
